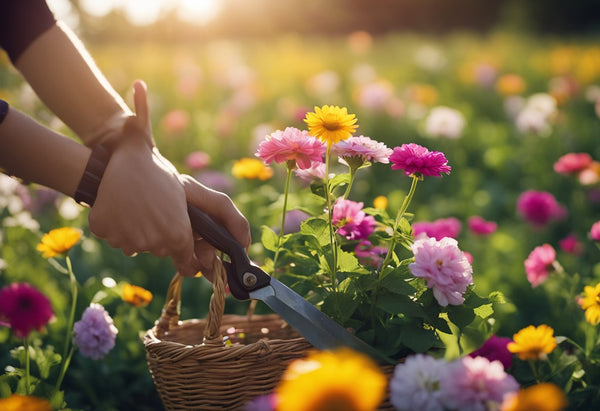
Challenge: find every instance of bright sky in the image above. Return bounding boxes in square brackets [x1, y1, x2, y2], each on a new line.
[48, 0, 223, 26]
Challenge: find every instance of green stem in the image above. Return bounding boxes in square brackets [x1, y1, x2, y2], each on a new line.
[325, 145, 338, 290]
[57, 255, 77, 390]
[342, 166, 357, 199]
[55, 345, 75, 390]
[528, 359, 542, 383]
[378, 176, 419, 279]
[272, 166, 294, 272]
[24, 336, 31, 395]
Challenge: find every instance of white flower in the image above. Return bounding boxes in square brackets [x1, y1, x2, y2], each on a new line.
[390, 354, 448, 411]
[425, 106, 466, 139]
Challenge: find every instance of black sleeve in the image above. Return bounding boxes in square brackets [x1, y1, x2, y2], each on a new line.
[0, 0, 57, 64]
[0, 99, 8, 125]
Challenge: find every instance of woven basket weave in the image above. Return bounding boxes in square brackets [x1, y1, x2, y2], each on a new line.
[144, 262, 313, 410]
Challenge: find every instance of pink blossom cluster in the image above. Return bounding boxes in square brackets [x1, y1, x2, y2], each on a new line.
[331, 199, 376, 240]
[389, 143, 452, 177]
[413, 217, 461, 240]
[390, 353, 519, 411]
[255, 127, 326, 170]
[524, 244, 556, 287]
[516, 190, 566, 227]
[331, 135, 393, 164]
[409, 237, 473, 306]
[554, 152, 600, 185]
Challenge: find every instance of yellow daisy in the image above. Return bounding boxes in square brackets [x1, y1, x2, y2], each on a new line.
[276, 348, 386, 411]
[507, 324, 557, 360]
[36, 227, 82, 258]
[304, 105, 358, 147]
[501, 383, 568, 411]
[579, 283, 600, 325]
[0, 394, 52, 411]
[122, 283, 153, 308]
[232, 158, 273, 181]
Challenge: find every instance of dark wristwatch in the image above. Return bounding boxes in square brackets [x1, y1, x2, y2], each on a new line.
[74, 144, 110, 207]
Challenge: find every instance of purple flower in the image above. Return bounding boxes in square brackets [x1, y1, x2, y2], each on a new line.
[331, 199, 376, 240]
[524, 244, 556, 287]
[389, 143, 451, 177]
[243, 394, 277, 411]
[389, 354, 448, 411]
[354, 240, 387, 268]
[440, 356, 519, 411]
[409, 237, 473, 306]
[0, 283, 54, 338]
[516, 190, 566, 227]
[73, 304, 118, 360]
[413, 217, 462, 240]
[281, 209, 310, 234]
[469, 335, 513, 370]
[332, 135, 393, 164]
[467, 216, 497, 236]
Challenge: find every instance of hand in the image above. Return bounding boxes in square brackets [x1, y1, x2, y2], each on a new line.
[88, 80, 250, 279]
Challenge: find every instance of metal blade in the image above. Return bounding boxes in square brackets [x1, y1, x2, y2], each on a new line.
[250, 277, 394, 364]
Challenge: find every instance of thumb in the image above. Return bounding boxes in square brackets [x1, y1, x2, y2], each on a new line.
[132, 80, 151, 134]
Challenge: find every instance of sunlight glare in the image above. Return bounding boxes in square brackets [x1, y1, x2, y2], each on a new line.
[176, 0, 223, 25]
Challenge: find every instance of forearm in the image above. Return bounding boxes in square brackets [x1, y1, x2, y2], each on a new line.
[0, 105, 90, 197]
[14, 22, 132, 146]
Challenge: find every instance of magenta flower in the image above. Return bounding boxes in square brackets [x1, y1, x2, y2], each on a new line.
[554, 152, 592, 175]
[469, 335, 513, 370]
[524, 244, 556, 287]
[389, 354, 448, 411]
[591, 221, 600, 241]
[331, 135, 393, 164]
[409, 237, 473, 306]
[440, 356, 519, 411]
[516, 190, 566, 227]
[559, 234, 583, 255]
[413, 217, 461, 240]
[355, 240, 387, 268]
[467, 216, 497, 236]
[331, 199, 376, 240]
[73, 303, 118, 360]
[0, 283, 54, 338]
[389, 143, 451, 177]
[255, 127, 325, 170]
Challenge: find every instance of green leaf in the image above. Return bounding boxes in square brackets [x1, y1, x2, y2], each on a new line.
[300, 217, 331, 246]
[398, 217, 413, 236]
[447, 305, 476, 330]
[380, 268, 416, 295]
[321, 292, 359, 323]
[337, 249, 361, 272]
[31, 345, 61, 379]
[473, 303, 494, 319]
[399, 326, 439, 353]
[260, 225, 280, 252]
[376, 293, 424, 317]
[328, 173, 350, 192]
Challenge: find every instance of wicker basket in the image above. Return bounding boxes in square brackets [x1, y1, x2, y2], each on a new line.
[144, 262, 313, 410]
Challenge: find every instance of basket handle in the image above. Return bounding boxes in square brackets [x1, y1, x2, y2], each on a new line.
[154, 259, 227, 344]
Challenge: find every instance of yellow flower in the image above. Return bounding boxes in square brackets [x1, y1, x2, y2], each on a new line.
[495, 74, 526, 96]
[276, 348, 386, 411]
[232, 158, 273, 180]
[304, 105, 358, 147]
[579, 283, 600, 325]
[507, 324, 557, 360]
[36, 227, 82, 258]
[0, 394, 52, 411]
[122, 283, 153, 308]
[373, 195, 388, 210]
[501, 383, 568, 411]
[405, 83, 438, 106]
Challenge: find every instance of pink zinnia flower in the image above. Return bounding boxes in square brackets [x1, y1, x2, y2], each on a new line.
[440, 356, 519, 411]
[554, 152, 593, 175]
[467, 216, 498, 236]
[524, 244, 556, 287]
[0, 283, 54, 338]
[331, 199, 376, 240]
[255, 127, 326, 170]
[559, 234, 583, 255]
[332, 135, 393, 164]
[516, 190, 566, 227]
[389, 143, 451, 177]
[469, 335, 513, 370]
[73, 303, 118, 360]
[413, 217, 461, 240]
[590, 221, 600, 241]
[294, 162, 327, 182]
[409, 237, 473, 306]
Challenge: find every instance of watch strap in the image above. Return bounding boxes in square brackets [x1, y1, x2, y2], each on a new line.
[74, 144, 110, 207]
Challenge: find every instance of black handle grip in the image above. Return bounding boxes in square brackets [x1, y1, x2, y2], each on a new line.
[186, 203, 270, 299]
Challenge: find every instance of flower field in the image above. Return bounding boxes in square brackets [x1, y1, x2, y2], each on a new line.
[2, 30, 600, 410]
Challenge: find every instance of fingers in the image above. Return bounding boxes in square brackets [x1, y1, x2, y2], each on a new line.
[132, 80, 150, 132]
